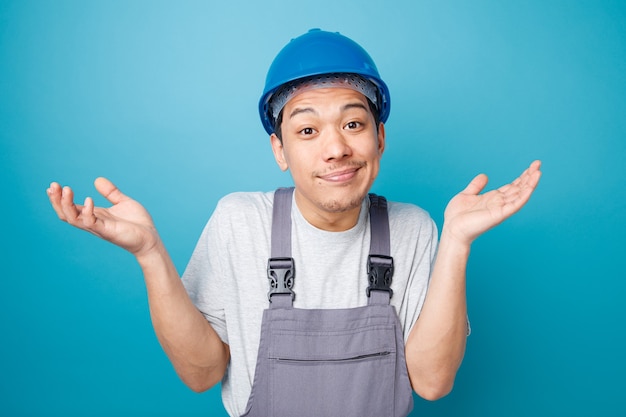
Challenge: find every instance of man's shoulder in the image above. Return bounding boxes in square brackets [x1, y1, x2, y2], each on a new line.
[208, 191, 277, 235]
[387, 200, 433, 223]
[216, 190, 275, 212]
[386, 200, 437, 241]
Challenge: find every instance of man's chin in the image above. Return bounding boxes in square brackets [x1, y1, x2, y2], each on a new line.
[317, 193, 366, 214]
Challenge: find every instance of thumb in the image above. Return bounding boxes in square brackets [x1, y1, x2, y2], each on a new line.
[94, 177, 128, 205]
[462, 173, 488, 196]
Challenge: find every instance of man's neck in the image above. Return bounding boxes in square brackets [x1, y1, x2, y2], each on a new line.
[294, 192, 363, 232]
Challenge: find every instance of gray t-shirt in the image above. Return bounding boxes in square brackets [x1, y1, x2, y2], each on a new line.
[182, 191, 437, 416]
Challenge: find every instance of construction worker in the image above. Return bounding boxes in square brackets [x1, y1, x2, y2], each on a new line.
[47, 29, 541, 416]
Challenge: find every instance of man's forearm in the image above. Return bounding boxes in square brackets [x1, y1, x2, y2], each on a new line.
[405, 228, 469, 400]
[136, 241, 229, 392]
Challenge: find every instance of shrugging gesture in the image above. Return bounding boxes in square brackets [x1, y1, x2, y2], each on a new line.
[47, 177, 230, 391]
[47, 177, 159, 257]
[406, 160, 542, 399]
[443, 160, 542, 245]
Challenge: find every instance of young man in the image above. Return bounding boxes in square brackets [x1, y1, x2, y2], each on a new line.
[47, 29, 541, 417]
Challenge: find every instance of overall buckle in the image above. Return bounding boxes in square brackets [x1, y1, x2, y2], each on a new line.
[267, 257, 295, 302]
[366, 254, 394, 298]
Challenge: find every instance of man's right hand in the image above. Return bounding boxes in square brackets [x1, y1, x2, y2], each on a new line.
[47, 177, 159, 258]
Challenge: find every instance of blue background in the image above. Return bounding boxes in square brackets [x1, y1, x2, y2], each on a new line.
[1, 1, 625, 416]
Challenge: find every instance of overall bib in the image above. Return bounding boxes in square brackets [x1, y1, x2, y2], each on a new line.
[241, 188, 414, 417]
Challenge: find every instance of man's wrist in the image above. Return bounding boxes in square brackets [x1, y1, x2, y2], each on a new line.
[438, 227, 472, 256]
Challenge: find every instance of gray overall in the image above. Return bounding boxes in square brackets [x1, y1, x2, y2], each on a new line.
[241, 188, 414, 417]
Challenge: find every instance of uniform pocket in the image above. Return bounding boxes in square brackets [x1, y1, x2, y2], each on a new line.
[268, 324, 398, 417]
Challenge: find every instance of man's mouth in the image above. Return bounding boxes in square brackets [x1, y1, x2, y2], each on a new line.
[317, 162, 366, 183]
[320, 168, 359, 182]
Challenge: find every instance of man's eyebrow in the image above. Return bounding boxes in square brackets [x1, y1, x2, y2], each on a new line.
[289, 101, 369, 119]
[342, 102, 369, 112]
[289, 107, 317, 119]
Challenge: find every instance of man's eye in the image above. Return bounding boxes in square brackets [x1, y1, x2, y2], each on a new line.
[300, 127, 314, 135]
[345, 121, 361, 130]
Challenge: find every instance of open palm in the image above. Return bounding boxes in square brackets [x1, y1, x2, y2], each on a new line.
[47, 177, 159, 257]
[443, 160, 542, 245]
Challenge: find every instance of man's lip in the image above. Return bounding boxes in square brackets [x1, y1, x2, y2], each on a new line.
[318, 167, 360, 182]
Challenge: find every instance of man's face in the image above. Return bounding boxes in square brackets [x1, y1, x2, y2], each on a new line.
[270, 87, 386, 231]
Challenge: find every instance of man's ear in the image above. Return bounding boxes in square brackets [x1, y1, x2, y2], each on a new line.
[377, 122, 386, 155]
[270, 133, 289, 172]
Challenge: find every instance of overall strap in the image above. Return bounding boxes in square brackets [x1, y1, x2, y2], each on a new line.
[268, 187, 296, 308]
[367, 193, 394, 305]
[267, 188, 394, 307]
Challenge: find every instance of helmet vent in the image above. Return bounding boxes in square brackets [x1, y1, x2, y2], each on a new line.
[268, 73, 379, 123]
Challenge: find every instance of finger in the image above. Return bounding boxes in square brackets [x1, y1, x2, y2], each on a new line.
[511, 167, 541, 198]
[526, 165, 542, 189]
[529, 159, 542, 172]
[497, 183, 514, 194]
[462, 173, 488, 196]
[502, 171, 541, 214]
[520, 160, 542, 183]
[60, 186, 82, 224]
[505, 191, 534, 216]
[500, 173, 531, 195]
[509, 168, 531, 188]
[503, 160, 542, 191]
[47, 182, 67, 221]
[94, 177, 128, 205]
[82, 196, 98, 228]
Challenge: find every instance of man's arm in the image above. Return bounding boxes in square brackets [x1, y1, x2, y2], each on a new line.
[405, 161, 542, 400]
[47, 178, 229, 392]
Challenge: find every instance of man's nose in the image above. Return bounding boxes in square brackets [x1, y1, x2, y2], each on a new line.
[322, 128, 352, 161]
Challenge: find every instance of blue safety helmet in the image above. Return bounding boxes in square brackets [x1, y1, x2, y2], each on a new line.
[259, 28, 391, 135]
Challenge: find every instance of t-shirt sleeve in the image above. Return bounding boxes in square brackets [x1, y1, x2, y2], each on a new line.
[401, 214, 439, 341]
[386, 202, 440, 340]
[181, 204, 229, 345]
